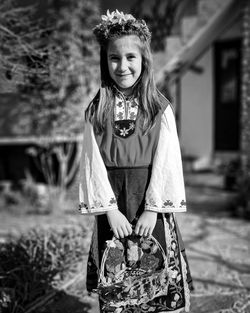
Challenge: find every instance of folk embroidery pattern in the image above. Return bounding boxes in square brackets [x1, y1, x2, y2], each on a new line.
[114, 121, 136, 138]
[113, 95, 139, 139]
[98, 235, 169, 311]
[114, 97, 139, 121]
[98, 214, 187, 312]
[79, 197, 117, 213]
[145, 199, 187, 210]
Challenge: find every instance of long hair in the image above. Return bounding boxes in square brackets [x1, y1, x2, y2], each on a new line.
[85, 36, 162, 134]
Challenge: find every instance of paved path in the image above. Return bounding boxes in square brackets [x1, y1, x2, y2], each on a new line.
[177, 210, 250, 312]
[1, 173, 250, 312]
[177, 173, 250, 313]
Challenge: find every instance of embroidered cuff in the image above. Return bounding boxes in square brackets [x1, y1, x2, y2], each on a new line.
[78, 197, 118, 215]
[145, 199, 187, 213]
[78, 203, 118, 215]
[145, 206, 187, 213]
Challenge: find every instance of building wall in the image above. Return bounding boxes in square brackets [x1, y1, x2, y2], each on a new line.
[181, 49, 213, 159]
[180, 18, 241, 161]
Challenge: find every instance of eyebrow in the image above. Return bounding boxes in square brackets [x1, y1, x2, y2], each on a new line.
[108, 52, 138, 57]
[108, 53, 119, 57]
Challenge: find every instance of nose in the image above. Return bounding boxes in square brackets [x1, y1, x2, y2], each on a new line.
[118, 58, 128, 72]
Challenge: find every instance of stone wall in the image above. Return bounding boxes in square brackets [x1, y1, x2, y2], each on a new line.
[240, 1, 250, 173]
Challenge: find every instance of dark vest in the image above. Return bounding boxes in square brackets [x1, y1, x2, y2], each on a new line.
[94, 94, 169, 168]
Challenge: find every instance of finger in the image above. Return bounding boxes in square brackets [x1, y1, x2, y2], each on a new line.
[148, 228, 153, 237]
[139, 226, 145, 237]
[117, 227, 124, 239]
[134, 224, 140, 235]
[143, 227, 149, 237]
[134, 221, 142, 235]
[113, 228, 119, 239]
[126, 223, 133, 235]
[122, 226, 129, 238]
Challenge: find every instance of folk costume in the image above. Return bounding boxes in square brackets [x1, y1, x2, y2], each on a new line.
[79, 90, 192, 312]
[79, 9, 192, 313]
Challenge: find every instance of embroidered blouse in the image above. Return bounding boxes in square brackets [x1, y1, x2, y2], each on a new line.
[79, 92, 187, 214]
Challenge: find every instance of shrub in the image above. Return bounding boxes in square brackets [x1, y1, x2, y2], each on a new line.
[0, 225, 88, 312]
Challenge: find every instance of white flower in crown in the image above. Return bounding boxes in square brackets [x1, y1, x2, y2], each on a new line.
[101, 9, 135, 24]
[106, 240, 116, 248]
[101, 9, 114, 21]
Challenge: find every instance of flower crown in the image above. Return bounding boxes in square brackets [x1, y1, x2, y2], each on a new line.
[93, 10, 151, 45]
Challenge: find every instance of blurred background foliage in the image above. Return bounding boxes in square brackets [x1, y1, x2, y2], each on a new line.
[0, 0, 101, 207]
[0, 3, 99, 309]
[131, 0, 186, 51]
[0, 0, 100, 136]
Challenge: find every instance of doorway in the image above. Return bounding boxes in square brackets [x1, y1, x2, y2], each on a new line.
[214, 39, 241, 151]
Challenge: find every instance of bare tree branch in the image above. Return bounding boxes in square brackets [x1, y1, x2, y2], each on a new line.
[131, 0, 186, 51]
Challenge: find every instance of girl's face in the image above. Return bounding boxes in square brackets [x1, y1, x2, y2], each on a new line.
[107, 35, 142, 95]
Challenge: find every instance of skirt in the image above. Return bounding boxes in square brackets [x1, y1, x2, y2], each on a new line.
[86, 167, 193, 312]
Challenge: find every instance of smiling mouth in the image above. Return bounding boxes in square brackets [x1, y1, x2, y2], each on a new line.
[116, 73, 131, 77]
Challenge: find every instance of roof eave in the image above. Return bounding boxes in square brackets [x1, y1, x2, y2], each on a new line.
[156, 0, 242, 84]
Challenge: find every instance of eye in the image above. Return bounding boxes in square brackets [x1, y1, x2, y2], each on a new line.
[127, 55, 136, 60]
[109, 55, 119, 61]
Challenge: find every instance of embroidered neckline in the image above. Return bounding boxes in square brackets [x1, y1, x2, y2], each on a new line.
[114, 94, 139, 121]
[111, 86, 140, 138]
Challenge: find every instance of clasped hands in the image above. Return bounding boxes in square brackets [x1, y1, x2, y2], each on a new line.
[106, 210, 157, 239]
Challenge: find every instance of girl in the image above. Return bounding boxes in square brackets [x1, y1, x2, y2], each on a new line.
[79, 10, 192, 313]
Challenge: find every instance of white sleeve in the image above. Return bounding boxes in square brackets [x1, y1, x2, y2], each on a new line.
[145, 105, 187, 213]
[78, 121, 118, 215]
